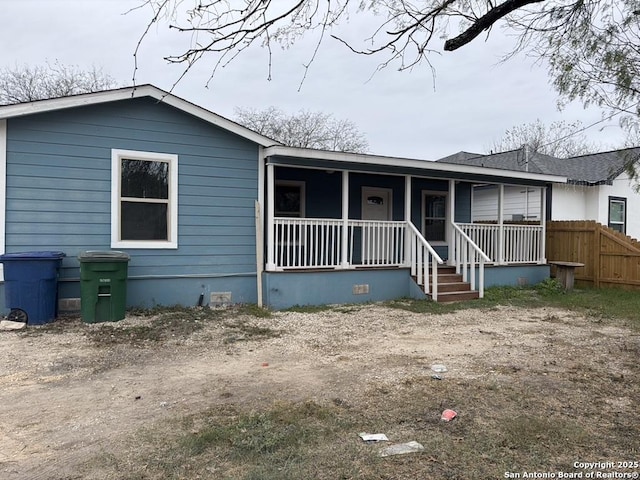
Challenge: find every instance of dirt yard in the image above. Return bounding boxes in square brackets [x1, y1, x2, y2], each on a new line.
[0, 303, 638, 479]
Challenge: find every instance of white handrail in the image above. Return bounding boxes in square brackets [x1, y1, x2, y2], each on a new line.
[406, 221, 444, 301]
[452, 223, 490, 298]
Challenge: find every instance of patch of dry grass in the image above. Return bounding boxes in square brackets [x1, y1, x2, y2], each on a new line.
[90, 353, 639, 480]
[12, 287, 640, 479]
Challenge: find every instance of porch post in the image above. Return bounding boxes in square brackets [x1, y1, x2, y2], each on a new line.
[540, 185, 547, 264]
[448, 179, 456, 266]
[266, 163, 276, 271]
[498, 184, 505, 264]
[341, 170, 350, 267]
[404, 175, 411, 267]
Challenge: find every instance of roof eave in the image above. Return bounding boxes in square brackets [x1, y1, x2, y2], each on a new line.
[0, 86, 139, 119]
[264, 145, 568, 184]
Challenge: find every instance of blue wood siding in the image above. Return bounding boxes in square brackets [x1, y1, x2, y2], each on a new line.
[276, 168, 408, 220]
[454, 182, 472, 223]
[274, 169, 473, 227]
[275, 167, 342, 218]
[273, 169, 457, 262]
[4, 97, 259, 307]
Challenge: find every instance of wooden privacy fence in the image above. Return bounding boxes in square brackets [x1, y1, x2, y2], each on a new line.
[546, 220, 640, 289]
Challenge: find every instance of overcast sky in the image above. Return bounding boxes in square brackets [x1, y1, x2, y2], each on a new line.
[1, 0, 628, 159]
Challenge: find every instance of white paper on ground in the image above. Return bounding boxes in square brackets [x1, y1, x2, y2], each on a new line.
[359, 433, 389, 442]
[379, 441, 425, 457]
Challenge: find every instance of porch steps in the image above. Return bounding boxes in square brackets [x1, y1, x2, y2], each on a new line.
[417, 266, 480, 303]
[434, 290, 480, 303]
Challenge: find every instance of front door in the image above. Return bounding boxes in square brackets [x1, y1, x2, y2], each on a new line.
[362, 187, 392, 222]
[422, 191, 447, 243]
[361, 187, 393, 264]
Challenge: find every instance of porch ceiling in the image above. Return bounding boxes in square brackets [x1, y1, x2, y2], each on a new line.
[264, 147, 567, 187]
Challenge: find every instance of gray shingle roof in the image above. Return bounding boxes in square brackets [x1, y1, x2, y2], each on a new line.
[437, 151, 483, 164]
[437, 147, 640, 184]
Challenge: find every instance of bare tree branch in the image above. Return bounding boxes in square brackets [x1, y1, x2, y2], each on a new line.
[133, 0, 640, 178]
[235, 106, 369, 152]
[490, 119, 605, 158]
[0, 61, 118, 105]
[444, 0, 545, 51]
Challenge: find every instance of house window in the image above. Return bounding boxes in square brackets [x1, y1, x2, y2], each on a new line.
[608, 196, 626, 234]
[275, 181, 305, 217]
[111, 149, 178, 249]
[422, 191, 448, 243]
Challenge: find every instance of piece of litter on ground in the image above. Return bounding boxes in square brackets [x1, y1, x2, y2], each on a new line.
[431, 364, 447, 373]
[440, 409, 457, 422]
[359, 433, 389, 443]
[431, 374, 443, 380]
[0, 320, 26, 330]
[379, 441, 424, 457]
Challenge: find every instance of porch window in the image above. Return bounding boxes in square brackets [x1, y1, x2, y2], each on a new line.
[111, 149, 178, 249]
[422, 191, 447, 243]
[608, 196, 626, 233]
[275, 181, 305, 217]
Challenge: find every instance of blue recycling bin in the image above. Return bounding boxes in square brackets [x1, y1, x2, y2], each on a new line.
[0, 251, 65, 325]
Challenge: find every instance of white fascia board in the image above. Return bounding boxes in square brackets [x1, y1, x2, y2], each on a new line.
[157, 90, 279, 147]
[264, 145, 568, 184]
[0, 85, 279, 148]
[0, 86, 143, 119]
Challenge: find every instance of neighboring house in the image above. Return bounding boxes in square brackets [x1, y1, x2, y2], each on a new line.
[0, 86, 567, 313]
[438, 148, 640, 240]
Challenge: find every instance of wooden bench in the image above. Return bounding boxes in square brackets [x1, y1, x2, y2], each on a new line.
[548, 261, 585, 291]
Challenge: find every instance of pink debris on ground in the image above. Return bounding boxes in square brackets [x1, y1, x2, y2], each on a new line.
[440, 409, 457, 422]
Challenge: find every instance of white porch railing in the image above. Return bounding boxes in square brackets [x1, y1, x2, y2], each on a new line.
[272, 217, 444, 300]
[274, 218, 343, 268]
[273, 218, 407, 268]
[452, 223, 491, 298]
[457, 223, 545, 264]
[347, 220, 406, 266]
[503, 224, 545, 263]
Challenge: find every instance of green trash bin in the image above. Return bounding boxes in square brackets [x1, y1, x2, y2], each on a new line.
[78, 251, 130, 323]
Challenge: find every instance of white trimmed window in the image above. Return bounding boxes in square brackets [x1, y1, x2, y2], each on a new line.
[608, 196, 626, 234]
[111, 149, 178, 249]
